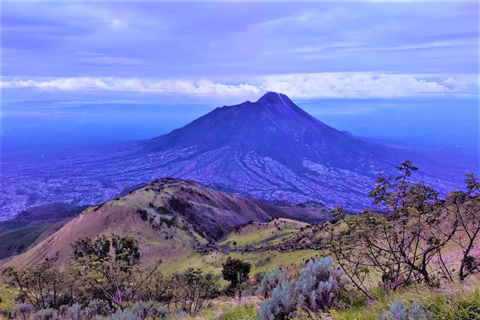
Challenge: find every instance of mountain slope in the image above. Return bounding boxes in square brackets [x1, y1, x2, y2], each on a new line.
[132, 92, 394, 209]
[4, 178, 329, 269]
[3, 92, 460, 220]
[144, 92, 378, 170]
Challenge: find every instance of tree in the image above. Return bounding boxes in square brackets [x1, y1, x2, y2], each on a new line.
[3, 262, 69, 310]
[135, 267, 175, 305]
[221, 257, 251, 300]
[330, 161, 459, 298]
[70, 234, 159, 308]
[171, 268, 217, 316]
[446, 173, 480, 280]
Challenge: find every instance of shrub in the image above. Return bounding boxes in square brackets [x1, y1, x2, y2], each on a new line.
[151, 304, 169, 319]
[131, 301, 155, 319]
[71, 235, 159, 309]
[296, 256, 348, 310]
[257, 257, 348, 320]
[109, 309, 141, 320]
[32, 308, 56, 320]
[379, 300, 430, 320]
[131, 300, 169, 319]
[257, 280, 299, 320]
[172, 268, 217, 316]
[12, 303, 34, 320]
[3, 264, 67, 310]
[58, 303, 87, 320]
[256, 268, 288, 299]
[84, 299, 112, 318]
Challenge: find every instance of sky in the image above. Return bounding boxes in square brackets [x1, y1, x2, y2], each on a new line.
[0, 1, 478, 167]
[1, 1, 479, 104]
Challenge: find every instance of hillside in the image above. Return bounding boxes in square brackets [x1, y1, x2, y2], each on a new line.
[0, 203, 88, 260]
[4, 178, 330, 269]
[2, 175, 480, 320]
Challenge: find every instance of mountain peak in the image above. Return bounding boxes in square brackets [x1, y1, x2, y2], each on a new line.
[256, 91, 293, 106]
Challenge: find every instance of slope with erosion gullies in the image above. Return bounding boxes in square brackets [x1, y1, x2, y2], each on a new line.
[144, 92, 378, 170]
[4, 178, 330, 269]
[135, 92, 395, 209]
[1, 92, 461, 221]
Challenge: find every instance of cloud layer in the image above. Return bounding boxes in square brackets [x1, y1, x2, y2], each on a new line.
[1, 73, 477, 100]
[2, 2, 478, 81]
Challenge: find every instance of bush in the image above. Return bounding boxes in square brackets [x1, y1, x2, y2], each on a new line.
[172, 268, 217, 316]
[109, 309, 141, 320]
[257, 257, 348, 320]
[257, 280, 299, 320]
[296, 256, 348, 310]
[256, 268, 288, 299]
[58, 303, 87, 320]
[379, 300, 430, 320]
[84, 299, 113, 318]
[32, 308, 56, 320]
[12, 303, 34, 320]
[222, 258, 251, 299]
[131, 300, 169, 319]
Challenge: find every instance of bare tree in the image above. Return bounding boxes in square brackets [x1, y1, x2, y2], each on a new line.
[446, 174, 480, 280]
[3, 261, 68, 310]
[330, 161, 460, 298]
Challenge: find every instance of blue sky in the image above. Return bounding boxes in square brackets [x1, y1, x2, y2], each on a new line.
[1, 1, 478, 104]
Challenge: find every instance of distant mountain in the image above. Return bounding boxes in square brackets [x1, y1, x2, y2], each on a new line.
[4, 178, 330, 268]
[0, 92, 462, 220]
[145, 92, 377, 170]
[135, 92, 394, 209]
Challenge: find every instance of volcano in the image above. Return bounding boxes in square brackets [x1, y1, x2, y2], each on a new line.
[1, 92, 405, 220]
[145, 92, 378, 169]
[134, 92, 393, 209]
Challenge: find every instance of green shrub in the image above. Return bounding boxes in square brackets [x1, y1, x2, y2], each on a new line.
[379, 300, 430, 320]
[12, 303, 34, 320]
[131, 300, 169, 319]
[257, 257, 349, 320]
[32, 308, 56, 320]
[256, 268, 288, 299]
[109, 309, 141, 320]
[258, 280, 299, 320]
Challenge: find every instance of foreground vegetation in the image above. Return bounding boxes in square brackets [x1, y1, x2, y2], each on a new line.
[1, 161, 479, 320]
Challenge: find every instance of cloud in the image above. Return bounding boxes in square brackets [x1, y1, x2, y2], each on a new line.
[1, 73, 477, 100]
[109, 19, 127, 30]
[0, 78, 262, 99]
[261, 73, 478, 98]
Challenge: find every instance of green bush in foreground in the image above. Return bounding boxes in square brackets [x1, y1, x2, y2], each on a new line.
[379, 300, 430, 320]
[258, 257, 348, 320]
[256, 268, 288, 299]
